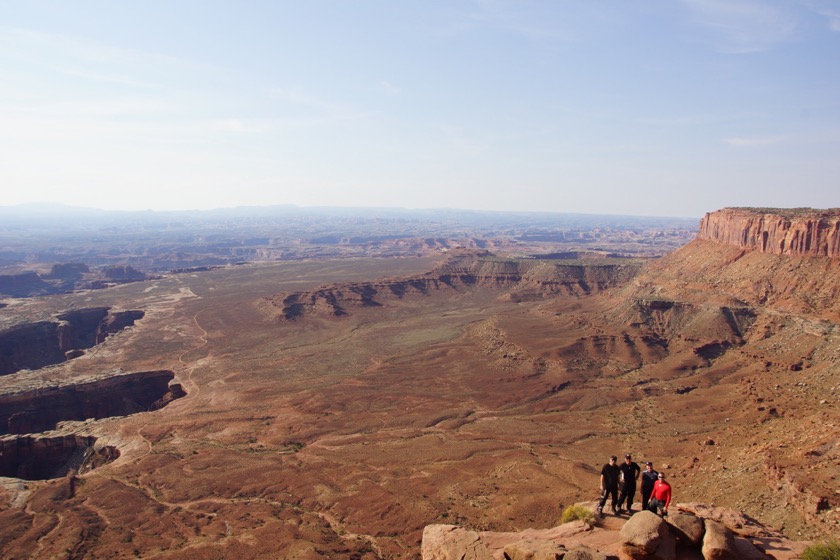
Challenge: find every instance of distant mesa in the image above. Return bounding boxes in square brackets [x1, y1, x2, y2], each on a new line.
[266, 249, 644, 320]
[0, 271, 61, 298]
[0, 263, 147, 298]
[0, 307, 144, 375]
[44, 262, 90, 280]
[102, 265, 146, 282]
[698, 207, 840, 257]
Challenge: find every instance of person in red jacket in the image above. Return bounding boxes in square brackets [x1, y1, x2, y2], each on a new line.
[647, 472, 672, 516]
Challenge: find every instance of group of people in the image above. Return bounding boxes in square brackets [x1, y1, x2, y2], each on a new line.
[597, 454, 671, 518]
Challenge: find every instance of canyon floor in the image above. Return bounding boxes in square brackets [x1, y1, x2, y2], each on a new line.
[0, 244, 838, 559]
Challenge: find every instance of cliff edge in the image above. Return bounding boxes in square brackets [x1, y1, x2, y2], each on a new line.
[697, 207, 840, 257]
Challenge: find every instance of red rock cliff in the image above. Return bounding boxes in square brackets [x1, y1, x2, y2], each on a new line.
[697, 207, 840, 257]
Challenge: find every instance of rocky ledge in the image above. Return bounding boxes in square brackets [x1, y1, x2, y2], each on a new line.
[421, 502, 810, 560]
[697, 207, 840, 257]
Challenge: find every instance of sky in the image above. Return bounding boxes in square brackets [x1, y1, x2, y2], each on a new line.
[1, 1, 839, 218]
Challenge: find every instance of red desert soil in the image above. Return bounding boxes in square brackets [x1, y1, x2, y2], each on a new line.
[0, 238, 838, 559]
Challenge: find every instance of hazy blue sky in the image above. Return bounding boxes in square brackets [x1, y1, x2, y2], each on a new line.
[1, 1, 839, 217]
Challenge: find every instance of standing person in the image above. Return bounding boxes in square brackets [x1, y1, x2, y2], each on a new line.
[648, 471, 672, 517]
[640, 462, 659, 511]
[617, 453, 641, 513]
[596, 455, 621, 517]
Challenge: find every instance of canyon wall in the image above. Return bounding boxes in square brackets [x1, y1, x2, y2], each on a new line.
[697, 208, 840, 257]
[0, 434, 119, 480]
[0, 307, 144, 375]
[0, 370, 184, 435]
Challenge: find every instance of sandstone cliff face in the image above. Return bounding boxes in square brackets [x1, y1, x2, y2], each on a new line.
[0, 370, 183, 435]
[697, 208, 840, 257]
[0, 307, 144, 375]
[0, 434, 119, 480]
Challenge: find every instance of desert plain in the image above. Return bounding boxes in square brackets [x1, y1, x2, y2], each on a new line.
[0, 208, 838, 559]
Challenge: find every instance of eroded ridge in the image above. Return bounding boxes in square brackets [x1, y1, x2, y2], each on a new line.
[0, 370, 185, 435]
[267, 250, 643, 319]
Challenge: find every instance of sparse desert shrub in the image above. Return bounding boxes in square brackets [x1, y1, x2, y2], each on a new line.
[560, 504, 595, 525]
[801, 541, 840, 560]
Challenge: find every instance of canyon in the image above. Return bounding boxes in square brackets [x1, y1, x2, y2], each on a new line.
[0, 207, 836, 559]
[0, 369, 184, 435]
[0, 306, 145, 375]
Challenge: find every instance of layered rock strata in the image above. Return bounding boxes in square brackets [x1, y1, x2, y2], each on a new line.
[697, 207, 840, 257]
[0, 307, 144, 375]
[269, 250, 643, 320]
[0, 434, 119, 480]
[0, 370, 184, 435]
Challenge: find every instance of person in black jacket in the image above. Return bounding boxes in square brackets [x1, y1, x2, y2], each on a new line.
[596, 455, 620, 517]
[640, 461, 659, 511]
[617, 453, 641, 513]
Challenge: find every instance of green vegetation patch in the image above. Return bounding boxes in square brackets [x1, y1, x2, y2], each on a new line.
[801, 541, 840, 560]
[559, 504, 595, 525]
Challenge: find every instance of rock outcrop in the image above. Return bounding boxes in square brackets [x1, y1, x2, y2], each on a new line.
[700, 520, 739, 560]
[420, 504, 809, 560]
[666, 513, 704, 548]
[618, 511, 676, 559]
[763, 455, 832, 526]
[0, 370, 184, 435]
[697, 208, 840, 257]
[0, 307, 144, 375]
[421, 524, 494, 560]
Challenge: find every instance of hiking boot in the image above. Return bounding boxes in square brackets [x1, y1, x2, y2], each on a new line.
[596, 508, 603, 518]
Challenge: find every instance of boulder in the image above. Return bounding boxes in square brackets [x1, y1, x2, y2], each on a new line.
[677, 503, 777, 539]
[701, 520, 739, 560]
[503, 538, 565, 560]
[618, 511, 675, 560]
[421, 524, 494, 560]
[564, 544, 610, 560]
[666, 512, 704, 547]
[733, 536, 773, 559]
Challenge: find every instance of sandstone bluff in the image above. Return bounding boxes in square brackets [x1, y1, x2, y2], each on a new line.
[697, 207, 840, 258]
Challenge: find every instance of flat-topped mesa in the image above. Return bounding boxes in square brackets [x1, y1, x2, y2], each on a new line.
[697, 207, 840, 257]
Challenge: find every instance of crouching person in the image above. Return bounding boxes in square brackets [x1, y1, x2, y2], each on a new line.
[647, 471, 672, 516]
